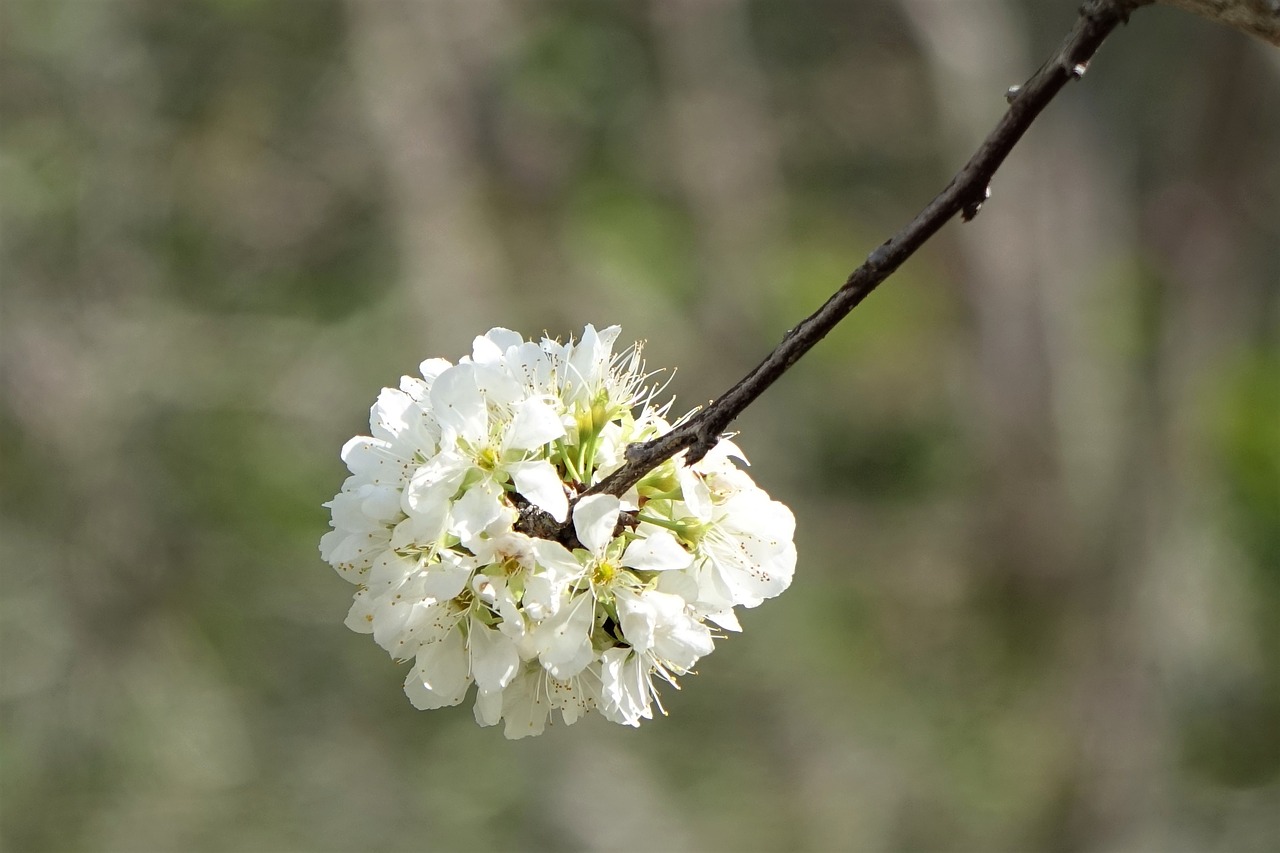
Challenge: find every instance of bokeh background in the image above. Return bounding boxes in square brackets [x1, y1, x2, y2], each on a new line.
[3, 1, 1278, 850]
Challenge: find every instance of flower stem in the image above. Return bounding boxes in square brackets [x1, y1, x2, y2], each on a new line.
[557, 439, 583, 485]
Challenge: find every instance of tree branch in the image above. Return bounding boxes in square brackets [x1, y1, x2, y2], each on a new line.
[516, 0, 1152, 542]
[1158, 0, 1280, 45]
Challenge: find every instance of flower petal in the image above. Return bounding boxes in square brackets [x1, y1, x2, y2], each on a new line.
[474, 686, 504, 727]
[598, 647, 651, 727]
[614, 588, 656, 654]
[405, 627, 470, 709]
[472, 327, 525, 365]
[504, 397, 566, 452]
[369, 550, 417, 588]
[450, 480, 506, 545]
[507, 341, 554, 394]
[507, 459, 568, 523]
[469, 618, 519, 693]
[573, 493, 620, 555]
[401, 451, 467, 517]
[677, 466, 713, 521]
[622, 529, 692, 572]
[499, 669, 549, 739]
[430, 364, 488, 445]
[422, 558, 473, 601]
[536, 593, 595, 677]
[471, 363, 523, 407]
[343, 589, 376, 634]
[418, 357, 452, 386]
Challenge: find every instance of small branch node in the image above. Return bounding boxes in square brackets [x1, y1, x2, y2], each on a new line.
[961, 186, 992, 222]
[866, 242, 893, 271]
[684, 426, 722, 468]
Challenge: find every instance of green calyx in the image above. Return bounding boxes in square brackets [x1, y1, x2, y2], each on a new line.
[636, 462, 680, 498]
[634, 512, 708, 548]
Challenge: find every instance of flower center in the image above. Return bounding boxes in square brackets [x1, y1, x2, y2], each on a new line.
[476, 446, 500, 472]
[592, 560, 617, 586]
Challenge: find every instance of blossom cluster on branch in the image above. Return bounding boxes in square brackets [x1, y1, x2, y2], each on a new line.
[320, 326, 796, 738]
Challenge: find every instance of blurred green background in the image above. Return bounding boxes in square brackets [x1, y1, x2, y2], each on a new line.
[3, 1, 1278, 850]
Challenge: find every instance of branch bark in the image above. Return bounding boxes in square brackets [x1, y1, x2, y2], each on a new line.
[515, 0, 1153, 542]
[1158, 0, 1280, 45]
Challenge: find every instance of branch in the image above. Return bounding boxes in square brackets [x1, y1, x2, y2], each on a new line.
[515, 0, 1151, 543]
[1158, 0, 1280, 45]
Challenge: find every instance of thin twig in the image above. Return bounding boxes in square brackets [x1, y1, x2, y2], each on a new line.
[519, 0, 1150, 542]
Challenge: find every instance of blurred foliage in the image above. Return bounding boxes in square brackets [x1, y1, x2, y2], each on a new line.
[2, 0, 1278, 851]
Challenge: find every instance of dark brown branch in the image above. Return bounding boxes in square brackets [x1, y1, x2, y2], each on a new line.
[517, 0, 1150, 543]
[1158, 0, 1280, 45]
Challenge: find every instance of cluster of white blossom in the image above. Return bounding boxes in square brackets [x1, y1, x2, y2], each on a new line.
[320, 326, 796, 738]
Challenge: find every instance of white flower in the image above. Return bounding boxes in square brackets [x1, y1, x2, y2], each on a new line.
[404, 360, 568, 529]
[528, 495, 694, 679]
[599, 589, 715, 727]
[478, 660, 601, 739]
[320, 326, 797, 737]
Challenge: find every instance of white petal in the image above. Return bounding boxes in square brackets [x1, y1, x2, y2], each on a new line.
[573, 493, 620, 555]
[468, 530, 535, 566]
[530, 539, 583, 577]
[395, 599, 459, 655]
[422, 559, 472, 601]
[614, 588, 656, 654]
[507, 460, 568, 522]
[521, 575, 558, 622]
[556, 674, 595, 726]
[599, 647, 651, 727]
[648, 592, 714, 671]
[507, 342, 554, 393]
[400, 375, 429, 401]
[340, 437, 410, 487]
[474, 687, 504, 727]
[372, 583, 421, 652]
[322, 528, 390, 579]
[471, 334, 504, 366]
[699, 436, 749, 468]
[390, 502, 448, 551]
[543, 641, 596, 681]
[493, 583, 527, 641]
[504, 397, 566, 452]
[563, 324, 622, 403]
[318, 528, 343, 564]
[401, 451, 467, 516]
[449, 480, 505, 545]
[327, 489, 380, 532]
[369, 550, 417, 588]
[677, 466, 713, 521]
[343, 589, 376, 634]
[536, 593, 595, 676]
[699, 491, 796, 607]
[655, 570, 700, 603]
[418, 357, 452, 386]
[469, 618, 520, 693]
[500, 670, 549, 739]
[523, 540, 584, 621]
[622, 529, 693, 572]
[704, 534, 795, 608]
[473, 327, 524, 364]
[405, 628, 470, 709]
[471, 363, 523, 407]
[360, 485, 402, 523]
[703, 607, 741, 632]
[370, 387, 415, 442]
[430, 364, 489, 445]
